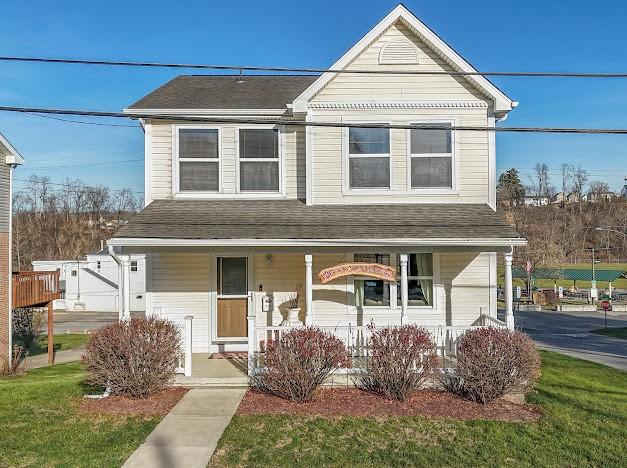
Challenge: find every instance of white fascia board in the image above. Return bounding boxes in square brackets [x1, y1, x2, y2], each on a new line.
[1, 132, 24, 165]
[109, 237, 527, 248]
[122, 108, 288, 116]
[292, 4, 514, 114]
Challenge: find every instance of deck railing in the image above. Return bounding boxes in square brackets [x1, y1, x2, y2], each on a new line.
[11, 271, 61, 309]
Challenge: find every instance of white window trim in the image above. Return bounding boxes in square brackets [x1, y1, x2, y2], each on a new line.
[172, 125, 222, 196]
[351, 252, 438, 311]
[342, 123, 393, 194]
[235, 124, 286, 197]
[406, 119, 459, 194]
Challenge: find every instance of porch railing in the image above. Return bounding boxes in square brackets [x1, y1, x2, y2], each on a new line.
[11, 271, 61, 309]
[248, 322, 506, 374]
[172, 315, 193, 377]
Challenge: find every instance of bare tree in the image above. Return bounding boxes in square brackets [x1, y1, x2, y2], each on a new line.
[572, 166, 589, 201]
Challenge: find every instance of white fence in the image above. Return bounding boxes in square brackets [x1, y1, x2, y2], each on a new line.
[248, 322, 506, 374]
[173, 316, 193, 376]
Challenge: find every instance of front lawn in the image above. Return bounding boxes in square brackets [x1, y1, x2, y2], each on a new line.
[14, 333, 91, 356]
[211, 351, 627, 467]
[0, 363, 160, 467]
[592, 327, 627, 339]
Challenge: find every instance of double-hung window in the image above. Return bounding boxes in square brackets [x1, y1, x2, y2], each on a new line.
[396, 253, 434, 306]
[409, 123, 453, 189]
[354, 253, 392, 307]
[348, 127, 390, 189]
[239, 128, 280, 192]
[177, 128, 220, 192]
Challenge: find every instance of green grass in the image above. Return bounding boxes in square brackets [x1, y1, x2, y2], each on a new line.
[14, 333, 91, 356]
[592, 327, 627, 339]
[212, 351, 627, 467]
[0, 363, 160, 467]
[497, 262, 627, 290]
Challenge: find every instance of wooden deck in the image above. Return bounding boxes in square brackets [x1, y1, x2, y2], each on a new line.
[11, 271, 61, 309]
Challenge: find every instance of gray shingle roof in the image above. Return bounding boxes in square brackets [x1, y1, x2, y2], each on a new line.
[127, 75, 319, 110]
[113, 200, 523, 241]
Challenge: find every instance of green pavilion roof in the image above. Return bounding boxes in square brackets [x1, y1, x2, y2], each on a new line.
[513, 267, 627, 282]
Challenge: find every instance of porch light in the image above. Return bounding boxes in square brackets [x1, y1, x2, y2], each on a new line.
[265, 254, 273, 266]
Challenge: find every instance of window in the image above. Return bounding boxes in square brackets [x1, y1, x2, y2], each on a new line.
[354, 253, 391, 307]
[217, 257, 248, 296]
[410, 123, 453, 189]
[70, 270, 77, 277]
[177, 128, 219, 192]
[397, 253, 434, 306]
[96, 261, 101, 271]
[130, 261, 138, 272]
[239, 128, 279, 192]
[348, 127, 390, 189]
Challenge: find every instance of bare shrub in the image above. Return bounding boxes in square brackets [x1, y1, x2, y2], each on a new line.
[0, 346, 29, 376]
[250, 327, 349, 402]
[441, 328, 541, 404]
[357, 325, 436, 401]
[82, 317, 181, 399]
[12, 308, 45, 348]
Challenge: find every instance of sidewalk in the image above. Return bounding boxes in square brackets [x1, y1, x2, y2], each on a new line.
[123, 388, 246, 468]
[27, 345, 86, 369]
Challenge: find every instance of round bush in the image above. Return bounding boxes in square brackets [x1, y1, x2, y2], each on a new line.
[250, 327, 349, 402]
[357, 325, 436, 401]
[82, 317, 181, 399]
[442, 328, 541, 404]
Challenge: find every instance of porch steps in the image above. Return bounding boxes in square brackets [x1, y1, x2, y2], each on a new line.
[173, 376, 249, 388]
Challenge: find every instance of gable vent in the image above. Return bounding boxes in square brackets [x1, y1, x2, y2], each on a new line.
[379, 39, 419, 65]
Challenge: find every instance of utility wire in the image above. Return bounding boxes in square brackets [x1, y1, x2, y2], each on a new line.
[2, 55, 627, 78]
[2, 105, 627, 135]
[13, 177, 144, 194]
[25, 112, 139, 128]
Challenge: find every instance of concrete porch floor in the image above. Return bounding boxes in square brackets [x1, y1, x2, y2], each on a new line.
[173, 353, 249, 387]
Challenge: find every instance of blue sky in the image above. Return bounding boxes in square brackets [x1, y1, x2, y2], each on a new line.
[1, 0, 627, 195]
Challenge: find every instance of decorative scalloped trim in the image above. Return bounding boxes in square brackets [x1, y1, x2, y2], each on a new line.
[308, 101, 489, 109]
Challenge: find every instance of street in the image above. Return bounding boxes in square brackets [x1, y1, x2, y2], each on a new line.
[503, 309, 627, 371]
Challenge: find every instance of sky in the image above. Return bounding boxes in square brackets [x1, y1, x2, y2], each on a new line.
[1, 0, 627, 196]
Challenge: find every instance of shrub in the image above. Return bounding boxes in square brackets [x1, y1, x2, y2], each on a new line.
[82, 317, 181, 399]
[441, 328, 541, 404]
[250, 327, 349, 402]
[12, 308, 45, 348]
[356, 325, 436, 401]
[0, 346, 29, 376]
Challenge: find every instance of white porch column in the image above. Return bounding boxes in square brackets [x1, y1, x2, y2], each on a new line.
[184, 315, 193, 377]
[399, 254, 408, 325]
[121, 256, 131, 321]
[504, 249, 515, 330]
[117, 259, 124, 321]
[304, 254, 313, 326]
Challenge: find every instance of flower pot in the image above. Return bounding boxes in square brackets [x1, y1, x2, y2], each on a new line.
[281, 307, 303, 327]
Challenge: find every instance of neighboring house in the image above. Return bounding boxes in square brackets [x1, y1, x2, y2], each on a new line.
[0, 132, 24, 365]
[109, 5, 526, 373]
[550, 192, 566, 204]
[566, 192, 585, 203]
[32, 249, 145, 314]
[524, 195, 550, 207]
[587, 191, 615, 203]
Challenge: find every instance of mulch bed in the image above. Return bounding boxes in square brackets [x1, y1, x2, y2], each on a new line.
[210, 352, 248, 359]
[237, 388, 540, 422]
[79, 387, 189, 418]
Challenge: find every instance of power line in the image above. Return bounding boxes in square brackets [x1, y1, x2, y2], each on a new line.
[25, 112, 139, 128]
[2, 55, 627, 78]
[2, 105, 627, 135]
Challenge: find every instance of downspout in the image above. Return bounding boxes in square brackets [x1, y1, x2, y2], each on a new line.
[107, 245, 123, 321]
[7, 164, 15, 363]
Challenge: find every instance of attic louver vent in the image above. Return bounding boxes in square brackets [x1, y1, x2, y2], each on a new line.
[379, 39, 419, 65]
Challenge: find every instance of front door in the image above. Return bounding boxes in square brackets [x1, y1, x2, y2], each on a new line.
[216, 257, 248, 338]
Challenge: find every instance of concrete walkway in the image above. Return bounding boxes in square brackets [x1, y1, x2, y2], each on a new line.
[27, 345, 86, 369]
[123, 388, 246, 468]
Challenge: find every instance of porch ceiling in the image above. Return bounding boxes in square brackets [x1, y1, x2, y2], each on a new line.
[111, 200, 525, 249]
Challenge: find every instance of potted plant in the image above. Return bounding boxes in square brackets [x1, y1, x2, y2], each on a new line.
[281, 283, 303, 327]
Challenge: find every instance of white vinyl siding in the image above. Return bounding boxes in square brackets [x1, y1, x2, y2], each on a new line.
[0, 162, 10, 232]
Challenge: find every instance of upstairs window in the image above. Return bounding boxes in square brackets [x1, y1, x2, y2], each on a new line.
[410, 123, 453, 189]
[239, 128, 280, 192]
[130, 261, 138, 272]
[348, 127, 390, 189]
[178, 128, 220, 192]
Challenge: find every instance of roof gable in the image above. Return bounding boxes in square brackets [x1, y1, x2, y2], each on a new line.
[0, 131, 24, 165]
[292, 4, 514, 115]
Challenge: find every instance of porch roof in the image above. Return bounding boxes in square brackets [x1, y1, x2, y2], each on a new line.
[110, 200, 525, 248]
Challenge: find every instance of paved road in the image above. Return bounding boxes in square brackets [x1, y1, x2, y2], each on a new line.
[501, 309, 627, 371]
[50, 310, 143, 334]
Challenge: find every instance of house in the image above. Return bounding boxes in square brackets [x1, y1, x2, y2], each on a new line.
[108, 4, 526, 375]
[587, 191, 615, 203]
[32, 248, 145, 315]
[1, 132, 24, 365]
[550, 192, 566, 204]
[524, 195, 550, 207]
[566, 192, 585, 203]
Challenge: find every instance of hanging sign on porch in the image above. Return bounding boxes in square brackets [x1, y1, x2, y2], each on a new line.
[318, 263, 396, 284]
